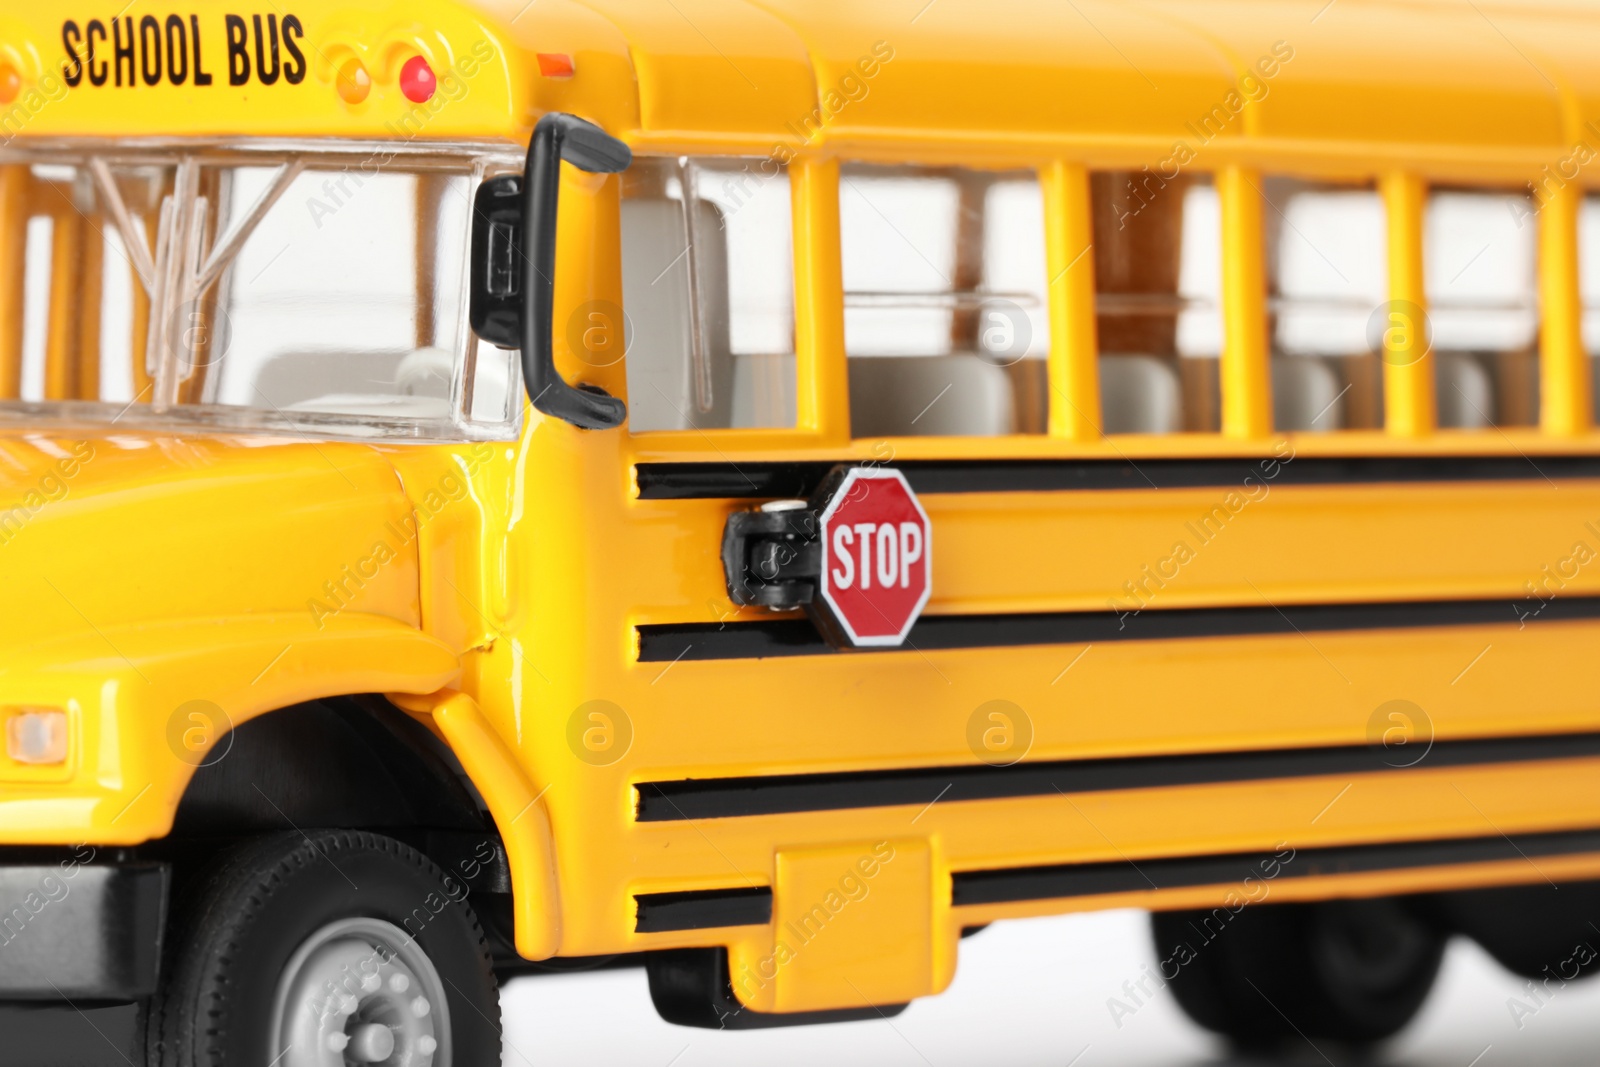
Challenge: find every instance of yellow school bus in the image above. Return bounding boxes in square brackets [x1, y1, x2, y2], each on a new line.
[5, 0, 1600, 1060]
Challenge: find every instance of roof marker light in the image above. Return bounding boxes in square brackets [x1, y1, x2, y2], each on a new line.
[336, 57, 371, 104]
[537, 53, 575, 78]
[400, 55, 436, 103]
[0, 63, 20, 105]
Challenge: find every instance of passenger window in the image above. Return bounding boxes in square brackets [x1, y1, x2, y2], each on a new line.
[1264, 179, 1386, 431]
[839, 164, 1048, 438]
[1426, 190, 1537, 428]
[1091, 171, 1221, 434]
[0, 158, 173, 406]
[1581, 197, 1600, 369]
[620, 157, 796, 433]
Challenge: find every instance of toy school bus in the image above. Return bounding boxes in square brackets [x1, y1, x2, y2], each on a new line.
[5, 0, 1600, 1061]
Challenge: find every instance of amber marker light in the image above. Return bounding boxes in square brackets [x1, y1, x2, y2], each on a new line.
[537, 53, 575, 78]
[6, 708, 68, 765]
[399, 54, 436, 102]
[336, 56, 371, 104]
[0, 61, 21, 105]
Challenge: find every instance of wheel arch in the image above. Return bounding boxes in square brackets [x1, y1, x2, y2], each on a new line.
[186, 688, 568, 966]
[0, 611, 460, 846]
[163, 694, 532, 971]
[170, 695, 487, 838]
[1, 615, 561, 964]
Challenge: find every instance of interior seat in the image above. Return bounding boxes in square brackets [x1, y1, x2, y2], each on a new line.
[1435, 351, 1493, 429]
[1271, 356, 1344, 432]
[848, 354, 1014, 437]
[1099, 355, 1181, 434]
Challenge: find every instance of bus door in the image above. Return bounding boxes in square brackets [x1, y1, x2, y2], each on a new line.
[605, 156, 1072, 1012]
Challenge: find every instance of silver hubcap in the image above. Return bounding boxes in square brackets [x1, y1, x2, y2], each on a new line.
[269, 917, 450, 1067]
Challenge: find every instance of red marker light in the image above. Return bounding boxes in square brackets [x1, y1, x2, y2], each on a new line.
[537, 53, 575, 78]
[399, 55, 436, 103]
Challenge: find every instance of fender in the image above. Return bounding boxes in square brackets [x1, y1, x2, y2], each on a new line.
[0, 611, 459, 847]
[390, 688, 563, 961]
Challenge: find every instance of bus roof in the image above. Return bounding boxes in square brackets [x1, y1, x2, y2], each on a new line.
[4, 0, 1597, 183]
[517, 0, 1600, 182]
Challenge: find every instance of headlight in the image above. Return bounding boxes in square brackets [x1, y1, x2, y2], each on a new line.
[5, 708, 69, 765]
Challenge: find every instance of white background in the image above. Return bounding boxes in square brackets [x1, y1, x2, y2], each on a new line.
[500, 908, 1600, 1067]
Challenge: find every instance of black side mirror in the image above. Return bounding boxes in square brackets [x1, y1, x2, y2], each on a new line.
[469, 175, 524, 349]
[469, 112, 632, 430]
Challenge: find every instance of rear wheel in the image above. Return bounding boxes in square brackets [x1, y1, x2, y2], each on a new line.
[148, 829, 501, 1066]
[1151, 897, 1445, 1047]
[1432, 881, 1600, 979]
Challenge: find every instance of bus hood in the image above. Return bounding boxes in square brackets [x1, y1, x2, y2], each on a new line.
[0, 431, 423, 655]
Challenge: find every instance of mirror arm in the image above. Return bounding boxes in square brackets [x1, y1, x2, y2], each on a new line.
[521, 112, 631, 430]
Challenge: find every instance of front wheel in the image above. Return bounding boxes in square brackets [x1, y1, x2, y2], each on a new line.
[148, 830, 501, 1066]
[1151, 897, 1445, 1047]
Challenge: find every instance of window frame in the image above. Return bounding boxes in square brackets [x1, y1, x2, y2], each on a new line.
[617, 152, 803, 436]
[833, 161, 1053, 440]
[625, 154, 1070, 455]
[621, 145, 1599, 457]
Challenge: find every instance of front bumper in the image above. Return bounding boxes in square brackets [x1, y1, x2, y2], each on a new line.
[0, 861, 167, 1000]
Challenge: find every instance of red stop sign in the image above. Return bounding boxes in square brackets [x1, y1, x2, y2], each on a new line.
[817, 468, 932, 647]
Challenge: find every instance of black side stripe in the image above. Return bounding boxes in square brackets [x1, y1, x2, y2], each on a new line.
[633, 828, 1600, 931]
[636, 594, 1600, 663]
[951, 827, 1600, 906]
[636, 886, 772, 933]
[635, 454, 1600, 500]
[635, 731, 1600, 822]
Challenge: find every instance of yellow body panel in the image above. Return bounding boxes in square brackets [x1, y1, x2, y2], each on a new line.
[6, 0, 1600, 1019]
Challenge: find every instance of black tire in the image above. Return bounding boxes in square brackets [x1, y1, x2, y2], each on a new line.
[148, 829, 500, 1066]
[1431, 881, 1600, 980]
[1150, 897, 1445, 1047]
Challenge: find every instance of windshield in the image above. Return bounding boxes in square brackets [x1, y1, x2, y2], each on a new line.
[0, 139, 523, 441]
